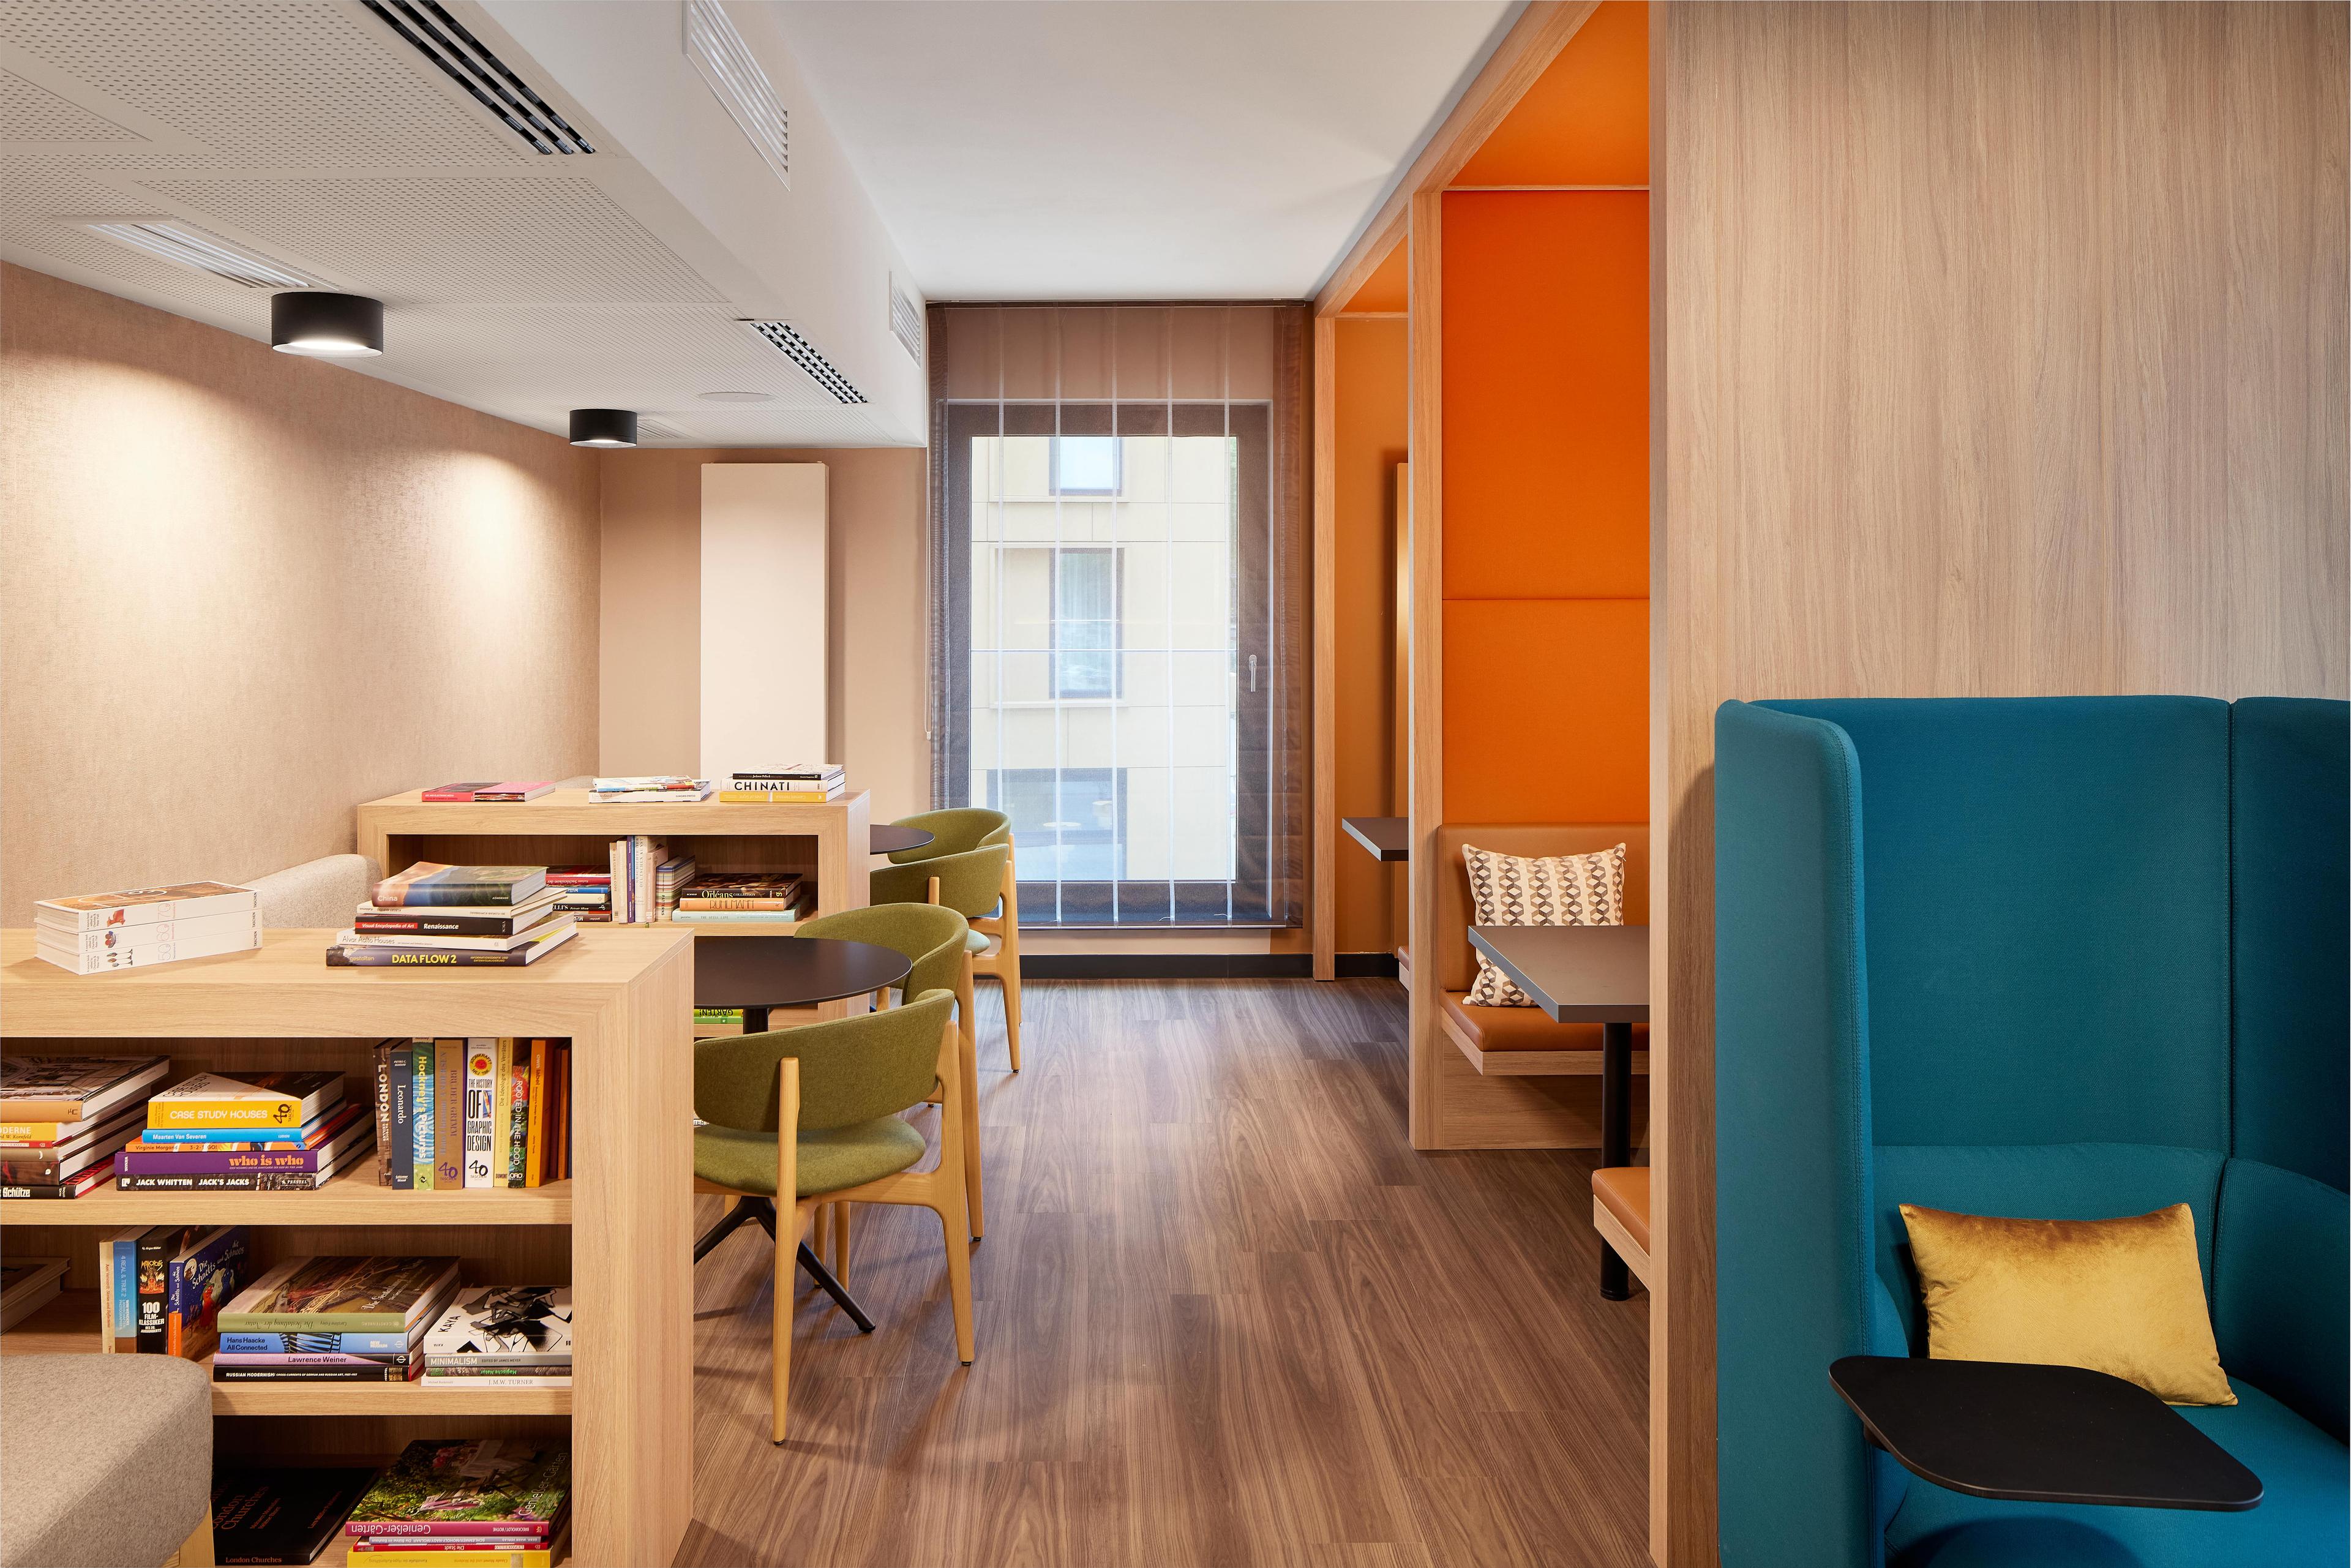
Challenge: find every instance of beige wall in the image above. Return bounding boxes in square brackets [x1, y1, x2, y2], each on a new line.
[596, 445, 928, 826]
[1651, 4, 2349, 1559]
[0, 263, 601, 923]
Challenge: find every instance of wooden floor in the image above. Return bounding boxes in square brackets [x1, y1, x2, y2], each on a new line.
[678, 978, 1650, 1568]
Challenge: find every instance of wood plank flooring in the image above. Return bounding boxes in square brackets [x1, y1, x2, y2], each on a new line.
[678, 979, 1649, 1568]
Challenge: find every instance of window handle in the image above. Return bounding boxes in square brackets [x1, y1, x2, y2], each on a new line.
[1248, 653, 1258, 693]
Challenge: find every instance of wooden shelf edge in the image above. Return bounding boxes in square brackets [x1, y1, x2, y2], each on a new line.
[0, 1169, 572, 1226]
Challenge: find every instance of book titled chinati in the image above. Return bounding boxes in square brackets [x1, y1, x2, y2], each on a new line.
[343, 1441, 571, 1537]
[369, 864, 549, 908]
[219, 1255, 460, 1334]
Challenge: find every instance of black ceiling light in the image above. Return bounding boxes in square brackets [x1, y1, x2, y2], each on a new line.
[568, 408, 639, 448]
[270, 291, 384, 357]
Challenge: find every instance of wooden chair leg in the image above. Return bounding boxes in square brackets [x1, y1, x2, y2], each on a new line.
[773, 1059, 800, 1446]
[934, 1018, 977, 1366]
[999, 866, 1024, 1072]
[958, 952, 984, 1239]
[835, 1202, 852, 1285]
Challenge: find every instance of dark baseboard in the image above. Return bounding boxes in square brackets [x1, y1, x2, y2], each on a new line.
[1019, 951, 1403, 981]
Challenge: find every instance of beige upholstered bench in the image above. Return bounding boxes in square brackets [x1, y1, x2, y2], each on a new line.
[1, 1354, 214, 1566]
[245, 852, 378, 928]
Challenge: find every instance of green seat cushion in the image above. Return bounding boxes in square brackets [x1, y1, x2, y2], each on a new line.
[964, 928, 991, 954]
[695, 1114, 927, 1199]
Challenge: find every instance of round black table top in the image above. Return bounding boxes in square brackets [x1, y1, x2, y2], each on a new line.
[692, 935, 912, 1011]
[868, 823, 936, 855]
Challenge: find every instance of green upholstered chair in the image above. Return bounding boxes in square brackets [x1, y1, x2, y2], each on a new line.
[795, 903, 984, 1241]
[883, 808, 1011, 862]
[873, 841, 1026, 1072]
[691, 989, 974, 1444]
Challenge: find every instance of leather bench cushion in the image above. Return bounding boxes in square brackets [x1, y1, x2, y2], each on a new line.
[1441, 990, 1650, 1054]
[1593, 1165, 1650, 1251]
[1432, 823, 1648, 994]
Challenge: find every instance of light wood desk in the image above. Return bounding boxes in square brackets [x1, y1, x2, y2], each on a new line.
[357, 781, 873, 936]
[0, 927, 694, 1568]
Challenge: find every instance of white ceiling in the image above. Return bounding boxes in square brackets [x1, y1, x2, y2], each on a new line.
[762, 1, 1516, 301]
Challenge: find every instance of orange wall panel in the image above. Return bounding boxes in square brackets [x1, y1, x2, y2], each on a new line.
[1442, 599, 1648, 823]
[1332, 318, 1410, 953]
[1441, 190, 1648, 600]
[1341, 242, 1409, 314]
[1454, 1, 1648, 187]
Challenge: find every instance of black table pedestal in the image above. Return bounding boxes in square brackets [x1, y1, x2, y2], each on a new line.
[1599, 1019, 1633, 1300]
[694, 1196, 875, 1334]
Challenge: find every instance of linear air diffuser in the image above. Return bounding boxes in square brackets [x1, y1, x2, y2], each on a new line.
[360, 0, 595, 154]
[742, 320, 867, 405]
[684, 0, 790, 189]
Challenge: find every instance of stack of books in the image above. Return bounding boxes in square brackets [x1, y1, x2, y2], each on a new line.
[1, 1054, 167, 1198]
[421, 1285, 572, 1389]
[0, 1256, 69, 1330]
[214, 1255, 460, 1383]
[591, 775, 711, 803]
[211, 1468, 378, 1567]
[375, 1039, 571, 1191]
[545, 864, 612, 923]
[331, 865, 575, 967]
[34, 882, 260, 973]
[670, 872, 811, 924]
[422, 781, 554, 803]
[342, 1440, 571, 1566]
[97, 1223, 249, 1356]
[116, 1070, 370, 1193]
[721, 764, 846, 802]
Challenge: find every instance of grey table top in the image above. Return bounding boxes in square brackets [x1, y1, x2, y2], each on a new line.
[1341, 816, 1409, 861]
[1466, 924, 1649, 1022]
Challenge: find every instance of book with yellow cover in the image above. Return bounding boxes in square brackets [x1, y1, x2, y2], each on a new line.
[146, 1071, 344, 1131]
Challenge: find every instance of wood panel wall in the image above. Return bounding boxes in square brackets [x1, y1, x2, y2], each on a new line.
[1652, 3, 2349, 1561]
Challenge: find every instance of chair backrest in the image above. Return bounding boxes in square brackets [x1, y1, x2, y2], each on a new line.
[695, 989, 954, 1134]
[248, 853, 380, 928]
[1758, 696, 2233, 1152]
[2231, 697, 2350, 1189]
[794, 904, 967, 1001]
[887, 808, 1011, 862]
[1430, 823, 1649, 994]
[871, 844, 1007, 921]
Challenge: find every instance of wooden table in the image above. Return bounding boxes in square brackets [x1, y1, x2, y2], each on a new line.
[1831, 1356, 2263, 1510]
[1466, 923, 1648, 1298]
[1341, 816, 1409, 861]
[692, 935, 911, 1032]
[869, 823, 936, 856]
[0, 928, 694, 1567]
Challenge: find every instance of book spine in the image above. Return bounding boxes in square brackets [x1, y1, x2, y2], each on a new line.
[135, 1226, 175, 1354]
[97, 1232, 115, 1353]
[718, 790, 840, 801]
[388, 1048, 414, 1190]
[39, 909, 260, 956]
[490, 1040, 513, 1187]
[343, 1521, 559, 1540]
[506, 1048, 531, 1187]
[373, 1044, 393, 1188]
[434, 1041, 464, 1189]
[219, 1331, 418, 1354]
[673, 897, 806, 910]
[327, 947, 544, 967]
[550, 1043, 571, 1182]
[414, 1046, 435, 1192]
[35, 922, 261, 973]
[525, 1041, 547, 1187]
[0, 1177, 109, 1198]
[148, 1093, 315, 1129]
[212, 1363, 421, 1381]
[115, 1148, 334, 1174]
[607, 838, 625, 922]
[463, 1041, 495, 1188]
[34, 889, 257, 932]
[351, 911, 530, 936]
[118, 1171, 337, 1191]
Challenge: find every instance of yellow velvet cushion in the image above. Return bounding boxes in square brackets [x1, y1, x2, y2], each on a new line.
[1898, 1202, 2235, 1406]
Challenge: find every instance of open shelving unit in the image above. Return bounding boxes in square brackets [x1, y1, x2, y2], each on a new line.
[0, 927, 693, 1568]
[356, 782, 872, 936]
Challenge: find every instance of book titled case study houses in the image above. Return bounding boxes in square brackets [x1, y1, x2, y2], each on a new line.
[0, 926, 694, 1568]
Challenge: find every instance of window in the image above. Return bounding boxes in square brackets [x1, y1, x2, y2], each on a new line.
[1051, 435, 1120, 495]
[928, 304, 1306, 929]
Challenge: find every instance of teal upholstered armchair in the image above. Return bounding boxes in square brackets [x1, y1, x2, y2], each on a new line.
[1714, 697, 2348, 1568]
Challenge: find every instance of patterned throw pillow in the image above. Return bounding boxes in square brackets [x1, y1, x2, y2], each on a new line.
[1461, 842, 1628, 1007]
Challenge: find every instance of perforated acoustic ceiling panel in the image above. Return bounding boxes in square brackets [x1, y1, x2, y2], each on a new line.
[0, 1, 532, 167]
[137, 176, 726, 305]
[385, 305, 841, 414]
[0, 69, 138, 141]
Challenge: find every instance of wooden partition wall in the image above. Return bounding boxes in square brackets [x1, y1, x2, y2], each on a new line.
[1650, 4, 2349, 1562]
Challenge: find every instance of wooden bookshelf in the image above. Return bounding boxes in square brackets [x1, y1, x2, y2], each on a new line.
[356, 782, 872, 933]
[0, 928, 691, 1568]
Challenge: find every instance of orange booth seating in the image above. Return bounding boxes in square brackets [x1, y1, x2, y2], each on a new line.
[1431, 823, 1652, 1078]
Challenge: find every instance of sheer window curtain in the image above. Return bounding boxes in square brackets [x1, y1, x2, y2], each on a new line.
[926, 304, 1308, 928]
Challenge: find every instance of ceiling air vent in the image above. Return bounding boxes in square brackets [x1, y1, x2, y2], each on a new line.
[80, 219, 324, 289]
[889, 277, 924, 366]
[684, 0, 790, 189]
[742, 321, 866, 405]
[360, 0, 595, 154]
[635, 416, 688, 442]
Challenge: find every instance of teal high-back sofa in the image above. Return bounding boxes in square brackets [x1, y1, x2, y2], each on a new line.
[1714, 696, 2348, 1568]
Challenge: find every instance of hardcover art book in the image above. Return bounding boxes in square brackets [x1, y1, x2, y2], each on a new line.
[344, 1441, 571, 1535]
[33, 880, 257, 931]
[0, 1054, 170, 1123]
[219, 1255, 460, 1333]
[148, 1070, 344, 1131]
[369, 864, 549, 908]
[421, 1286, 572, 1365]
[211, 1467, 378, 1567]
